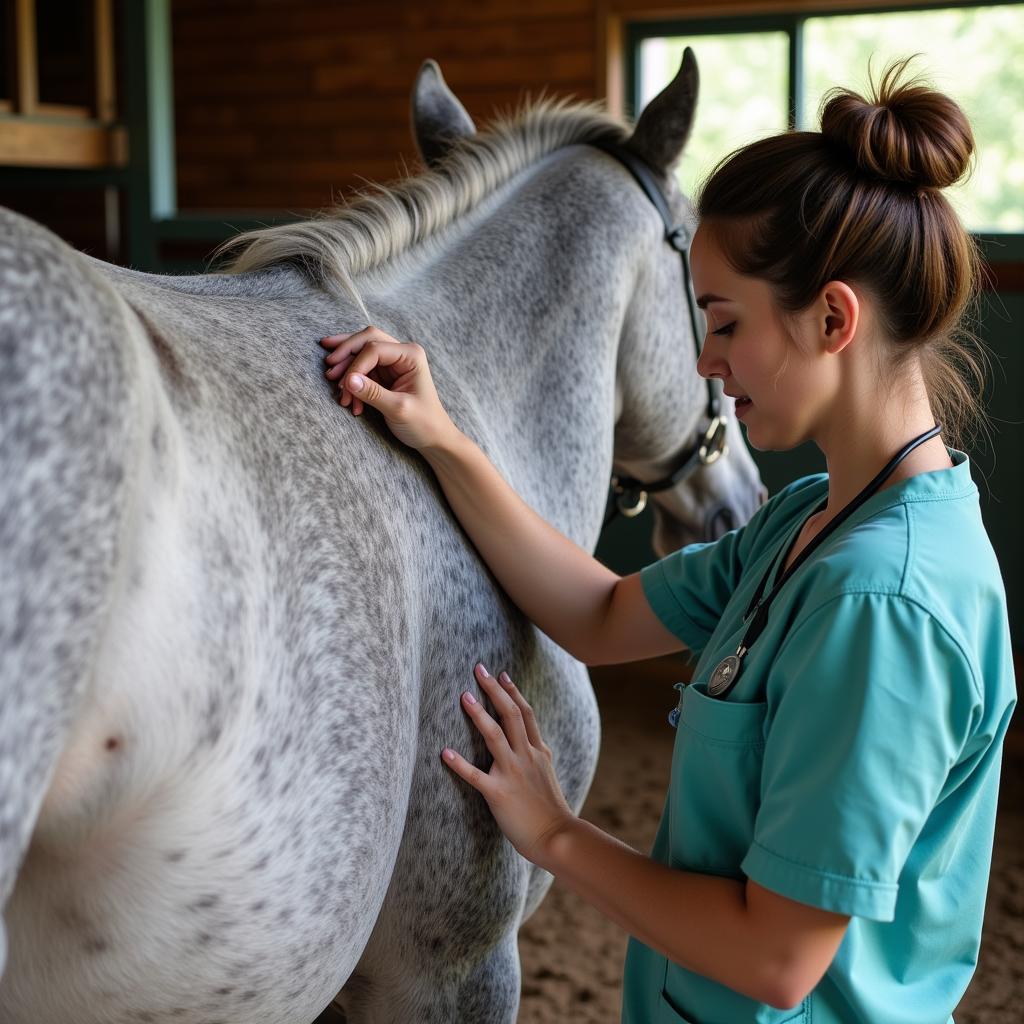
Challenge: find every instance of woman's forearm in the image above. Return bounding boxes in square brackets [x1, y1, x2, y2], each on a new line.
[422, 430, 618, 663]
[542, 818, 848, 1009]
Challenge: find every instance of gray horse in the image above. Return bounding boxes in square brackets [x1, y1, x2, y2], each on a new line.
[0, 53, 763, 1023]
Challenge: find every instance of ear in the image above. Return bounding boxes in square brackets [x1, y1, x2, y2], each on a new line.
[411, 60, 476, 168]
[817, 281, 860, 354]
[625, 47, 699, 175]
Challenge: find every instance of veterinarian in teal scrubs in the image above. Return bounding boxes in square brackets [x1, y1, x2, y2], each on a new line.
[619, 455, 1014, 1023]
[320, 60, 1015, 1023]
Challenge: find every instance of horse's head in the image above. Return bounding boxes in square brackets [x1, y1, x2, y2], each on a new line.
[411, 56, 766, 556]
[601, 51, 767, 555]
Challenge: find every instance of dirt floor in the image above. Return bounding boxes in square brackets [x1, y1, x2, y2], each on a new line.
[515, 658, 1023, 1024]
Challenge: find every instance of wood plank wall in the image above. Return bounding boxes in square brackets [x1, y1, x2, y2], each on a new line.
[171, 0, 599, 211]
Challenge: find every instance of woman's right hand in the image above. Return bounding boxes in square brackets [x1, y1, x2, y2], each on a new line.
[320, 326, 459, 452]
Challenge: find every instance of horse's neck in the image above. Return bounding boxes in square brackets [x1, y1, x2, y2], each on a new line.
[371, 151, 644, 380]
[362, 151, 647, 547]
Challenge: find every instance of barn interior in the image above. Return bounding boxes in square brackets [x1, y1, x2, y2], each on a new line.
[1, 2, 1020, 1021]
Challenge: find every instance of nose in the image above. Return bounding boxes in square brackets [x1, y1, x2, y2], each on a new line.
[696, 333, 729, 381]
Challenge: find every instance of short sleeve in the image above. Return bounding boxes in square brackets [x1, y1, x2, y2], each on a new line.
[741, 592, 979, 921]
[640, 527, 746, 658]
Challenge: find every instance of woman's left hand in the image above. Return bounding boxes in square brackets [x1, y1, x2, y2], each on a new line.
[443, 664, 575, 870]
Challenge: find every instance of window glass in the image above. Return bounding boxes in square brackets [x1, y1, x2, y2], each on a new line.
[635, 7, 1023, 232]
[638, 33, 789, 202]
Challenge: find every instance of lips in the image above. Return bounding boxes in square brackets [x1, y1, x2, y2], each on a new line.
[724, 389, 752, 415]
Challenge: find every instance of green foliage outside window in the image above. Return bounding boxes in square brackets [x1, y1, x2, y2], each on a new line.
[639, 4, 1024, 232]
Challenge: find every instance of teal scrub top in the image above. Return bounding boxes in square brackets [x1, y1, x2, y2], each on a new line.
[622, 449, 1016, 1024]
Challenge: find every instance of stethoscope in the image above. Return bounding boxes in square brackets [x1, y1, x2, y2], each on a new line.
[669, 422, 943, 724]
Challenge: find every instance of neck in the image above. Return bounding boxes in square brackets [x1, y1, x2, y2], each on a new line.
[814, 366, 952, 519]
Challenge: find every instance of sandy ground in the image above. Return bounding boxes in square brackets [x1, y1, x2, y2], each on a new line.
[515, 658, 1023, 1024]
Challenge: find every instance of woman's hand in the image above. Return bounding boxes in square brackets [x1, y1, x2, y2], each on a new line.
[320, 325, 459, 451]
[442, 664, 576, 870]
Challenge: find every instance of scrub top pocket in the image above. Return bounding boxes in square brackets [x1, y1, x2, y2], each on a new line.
[661, 682, 809, 1024]
[668, 681, 767, 876]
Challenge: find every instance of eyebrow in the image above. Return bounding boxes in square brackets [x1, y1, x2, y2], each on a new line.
[696, 293, 732, 309]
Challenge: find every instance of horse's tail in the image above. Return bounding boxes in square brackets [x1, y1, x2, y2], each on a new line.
[0, 208, 143, 976]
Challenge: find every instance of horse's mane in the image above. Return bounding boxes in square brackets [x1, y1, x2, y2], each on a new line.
[214, 95, 629, 303]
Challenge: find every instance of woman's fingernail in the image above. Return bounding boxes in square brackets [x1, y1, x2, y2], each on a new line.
[348, 374, 363, 393]
[499, 672, 511, 685]
[476, 663, 489, 677]
[442, 748, 456, 762]
[463, 692, 477, 705]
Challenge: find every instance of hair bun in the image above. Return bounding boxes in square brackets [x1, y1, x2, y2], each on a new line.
[820, 57, 974, 191]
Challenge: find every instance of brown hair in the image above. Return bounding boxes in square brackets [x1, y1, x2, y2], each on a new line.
[696, 56, 989, 451]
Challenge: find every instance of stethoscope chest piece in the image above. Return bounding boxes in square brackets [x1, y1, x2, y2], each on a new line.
[707, 654, 743, 697]
[667, 681, 686, 727]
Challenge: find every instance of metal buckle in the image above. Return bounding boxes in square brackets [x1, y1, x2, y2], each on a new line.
[617, 490, 648, 517]
[698, 416, 728, 466]
[612, 478, 648, 517]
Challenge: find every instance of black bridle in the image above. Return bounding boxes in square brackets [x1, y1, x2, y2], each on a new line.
[590, 140, 728, 528]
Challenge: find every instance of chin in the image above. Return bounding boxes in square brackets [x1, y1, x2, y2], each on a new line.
[741, 409, 811, 454]
[742, 421, 806, 453]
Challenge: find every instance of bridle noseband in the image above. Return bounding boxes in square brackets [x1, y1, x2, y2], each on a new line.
[589, 140, 728, 527]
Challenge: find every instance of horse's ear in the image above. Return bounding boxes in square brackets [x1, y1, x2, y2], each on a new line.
[625, 47, 699, 175]
[411, 60, 476, 168]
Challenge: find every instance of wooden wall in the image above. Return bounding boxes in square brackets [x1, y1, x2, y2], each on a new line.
[171, 0, 599, 211]
[169, 0, 941, 212]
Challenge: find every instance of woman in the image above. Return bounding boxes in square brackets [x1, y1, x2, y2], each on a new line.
[320, 59, 1015, 1023]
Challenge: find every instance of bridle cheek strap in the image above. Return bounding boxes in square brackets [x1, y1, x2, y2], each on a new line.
[589, 140, 727, 526]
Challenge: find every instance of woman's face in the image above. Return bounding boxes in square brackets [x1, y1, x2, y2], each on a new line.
[690, 224, 833, 452]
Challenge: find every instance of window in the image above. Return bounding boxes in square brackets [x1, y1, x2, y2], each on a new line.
[629, 2, 1024, 233]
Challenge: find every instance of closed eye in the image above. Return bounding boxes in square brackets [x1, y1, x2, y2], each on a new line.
[711, 322, 736, 336]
